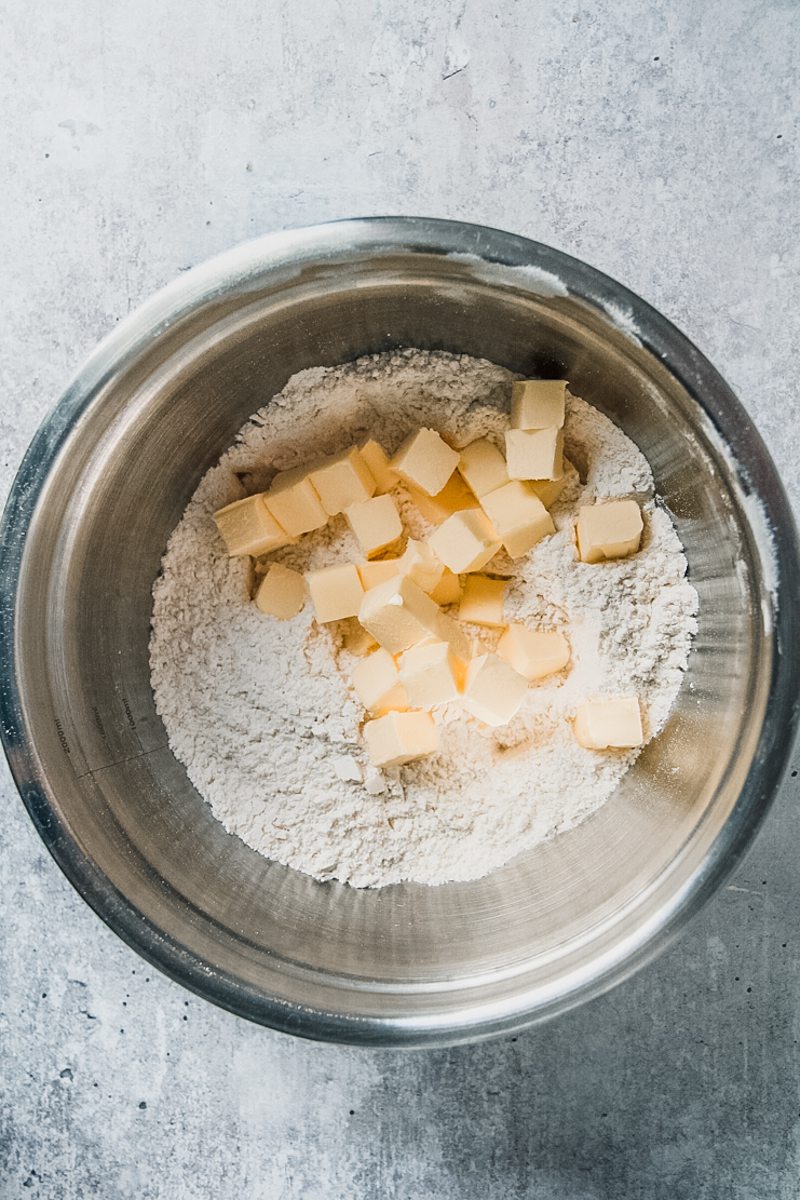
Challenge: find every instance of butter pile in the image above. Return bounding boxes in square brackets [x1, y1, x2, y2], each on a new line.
[213, 379, 645, 767]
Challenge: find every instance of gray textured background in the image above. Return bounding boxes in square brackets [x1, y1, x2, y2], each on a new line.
[2, 1, 799, 1197]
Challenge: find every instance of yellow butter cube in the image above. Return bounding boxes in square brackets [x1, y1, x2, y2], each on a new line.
[459, 575, 508, 627]
[359, 439, 399, 494]
[511, 379, 567, 429]
[505, 427, 564, 481]
[427, 509, 501, 574]
[458, 438, 509, 498]
[309, 447, 376, 516]
[480, 481, 555, 558]
[390, 427, 460, 496]
[357, 557, 403, 591]
[429, 568, 461, 606]
[266, 470, 328, 537]
[345, 494, 403, 559]
[359, 575, 470, 661]
[399, 539, 445, 593]
[573, 697, 644, 749]
[254, 563, 306, 619]
[399, 641, 463, 707]
[408, 473, 476, 525]
[213, 493, 291, 557]
[364, 710, 439, 768]
[462, 653, 528, 727]
[352, 648, 408, 715]
[497, 624, 570, 680]
[575, 500, 644, 563]
[306, 563, 364, 623]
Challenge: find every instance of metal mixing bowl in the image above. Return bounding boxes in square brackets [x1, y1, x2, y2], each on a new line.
[2, 218, 798, 1047]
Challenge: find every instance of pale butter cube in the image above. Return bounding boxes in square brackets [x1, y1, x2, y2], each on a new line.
[408, 473, 476, 525]
[213, 493, 290, 557]
[364, 710, 439, 768]
[576, 500, 644, 563]
[357, 558, 403, 591]
[497, 624, 570, 680]
[429, 568, 461, 606]
[573, 696, 644, 750]
[359, 575, 470, 661]
[428, 509, 501, 574]
[505, 427, 564, 482]
[254, 563, 306, 619]
[345, 494, 403, 558]
[342, 618, 379, 655]
[480, 481, 555, 558]
[390, 427, 459, 496]
[359, 439, 399, 494]
[399, 539, 445, 593]
[458, 438, 509, 498]
[266, 471, 328, 536]
[352, 648, 408, 715]
[307, 563, 364, 623]
[309, 447, 376, 516]
[459, 575, 508, 627]
[511, 379, 567, 429]
[462, 654, 528, 727]
[399, 641, 463, 707]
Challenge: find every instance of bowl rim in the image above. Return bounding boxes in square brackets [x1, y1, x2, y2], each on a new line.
[2, 216, 799, 1047]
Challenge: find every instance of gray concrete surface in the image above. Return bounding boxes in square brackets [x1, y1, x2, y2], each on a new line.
[2, 0, 799, 1196]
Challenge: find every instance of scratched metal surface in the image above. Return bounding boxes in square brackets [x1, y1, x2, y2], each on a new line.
[1, 0, 799, 1196]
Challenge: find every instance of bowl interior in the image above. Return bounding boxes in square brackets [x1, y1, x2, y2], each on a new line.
[9, 236, 777, 1041]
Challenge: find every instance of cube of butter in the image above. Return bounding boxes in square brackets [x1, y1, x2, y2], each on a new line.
[505, 427, 564, 482]
[428, 509, 501, 574]
[306, 563, 364, 623]
[497, 624, 570, 680]
[458, 438, 509, 498]
[390, 427, 460, 496]
[462, 654, 528, 727]
[480, 481, 555, 558]
[429, 568, 461, 607]
[399, 539, 445, 593]
[345, 494, 403, 559]
[254, 563, 307, 619]
[213, 493, 291, 557]
[364, 710, 439, 768]
[399, 641, 463, 707]
[357, 557, 403, 591]
[352, 647, 408, 715]
[575, 500, 644, 564]
[408, 472, 476, 525]
[309, 447, 376, 516]
[359, 439, 399, 494]
[573, 696, 644, 750]
[459, 575, 508, 628]
[266, 469, 328, 537]
[511, 379, 567, 429]
[359, 575, 470, 661]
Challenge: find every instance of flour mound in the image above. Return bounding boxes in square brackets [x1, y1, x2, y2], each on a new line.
[149, 350, 698, 888]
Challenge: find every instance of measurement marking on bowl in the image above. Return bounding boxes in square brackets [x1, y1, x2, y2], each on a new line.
[74, 743, 170, 782]
[121, 696, 137, 731]
[54, 718, 71, 757]
[91, 706, 107, 742]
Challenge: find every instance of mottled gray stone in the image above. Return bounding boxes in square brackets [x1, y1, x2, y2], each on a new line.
[1, 0, 799, 1196]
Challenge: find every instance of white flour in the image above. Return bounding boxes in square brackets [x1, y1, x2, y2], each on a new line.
[149, 350, 698, 888]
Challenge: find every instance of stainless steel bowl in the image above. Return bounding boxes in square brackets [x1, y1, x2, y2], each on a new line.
[2, 218, 798, 1047]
